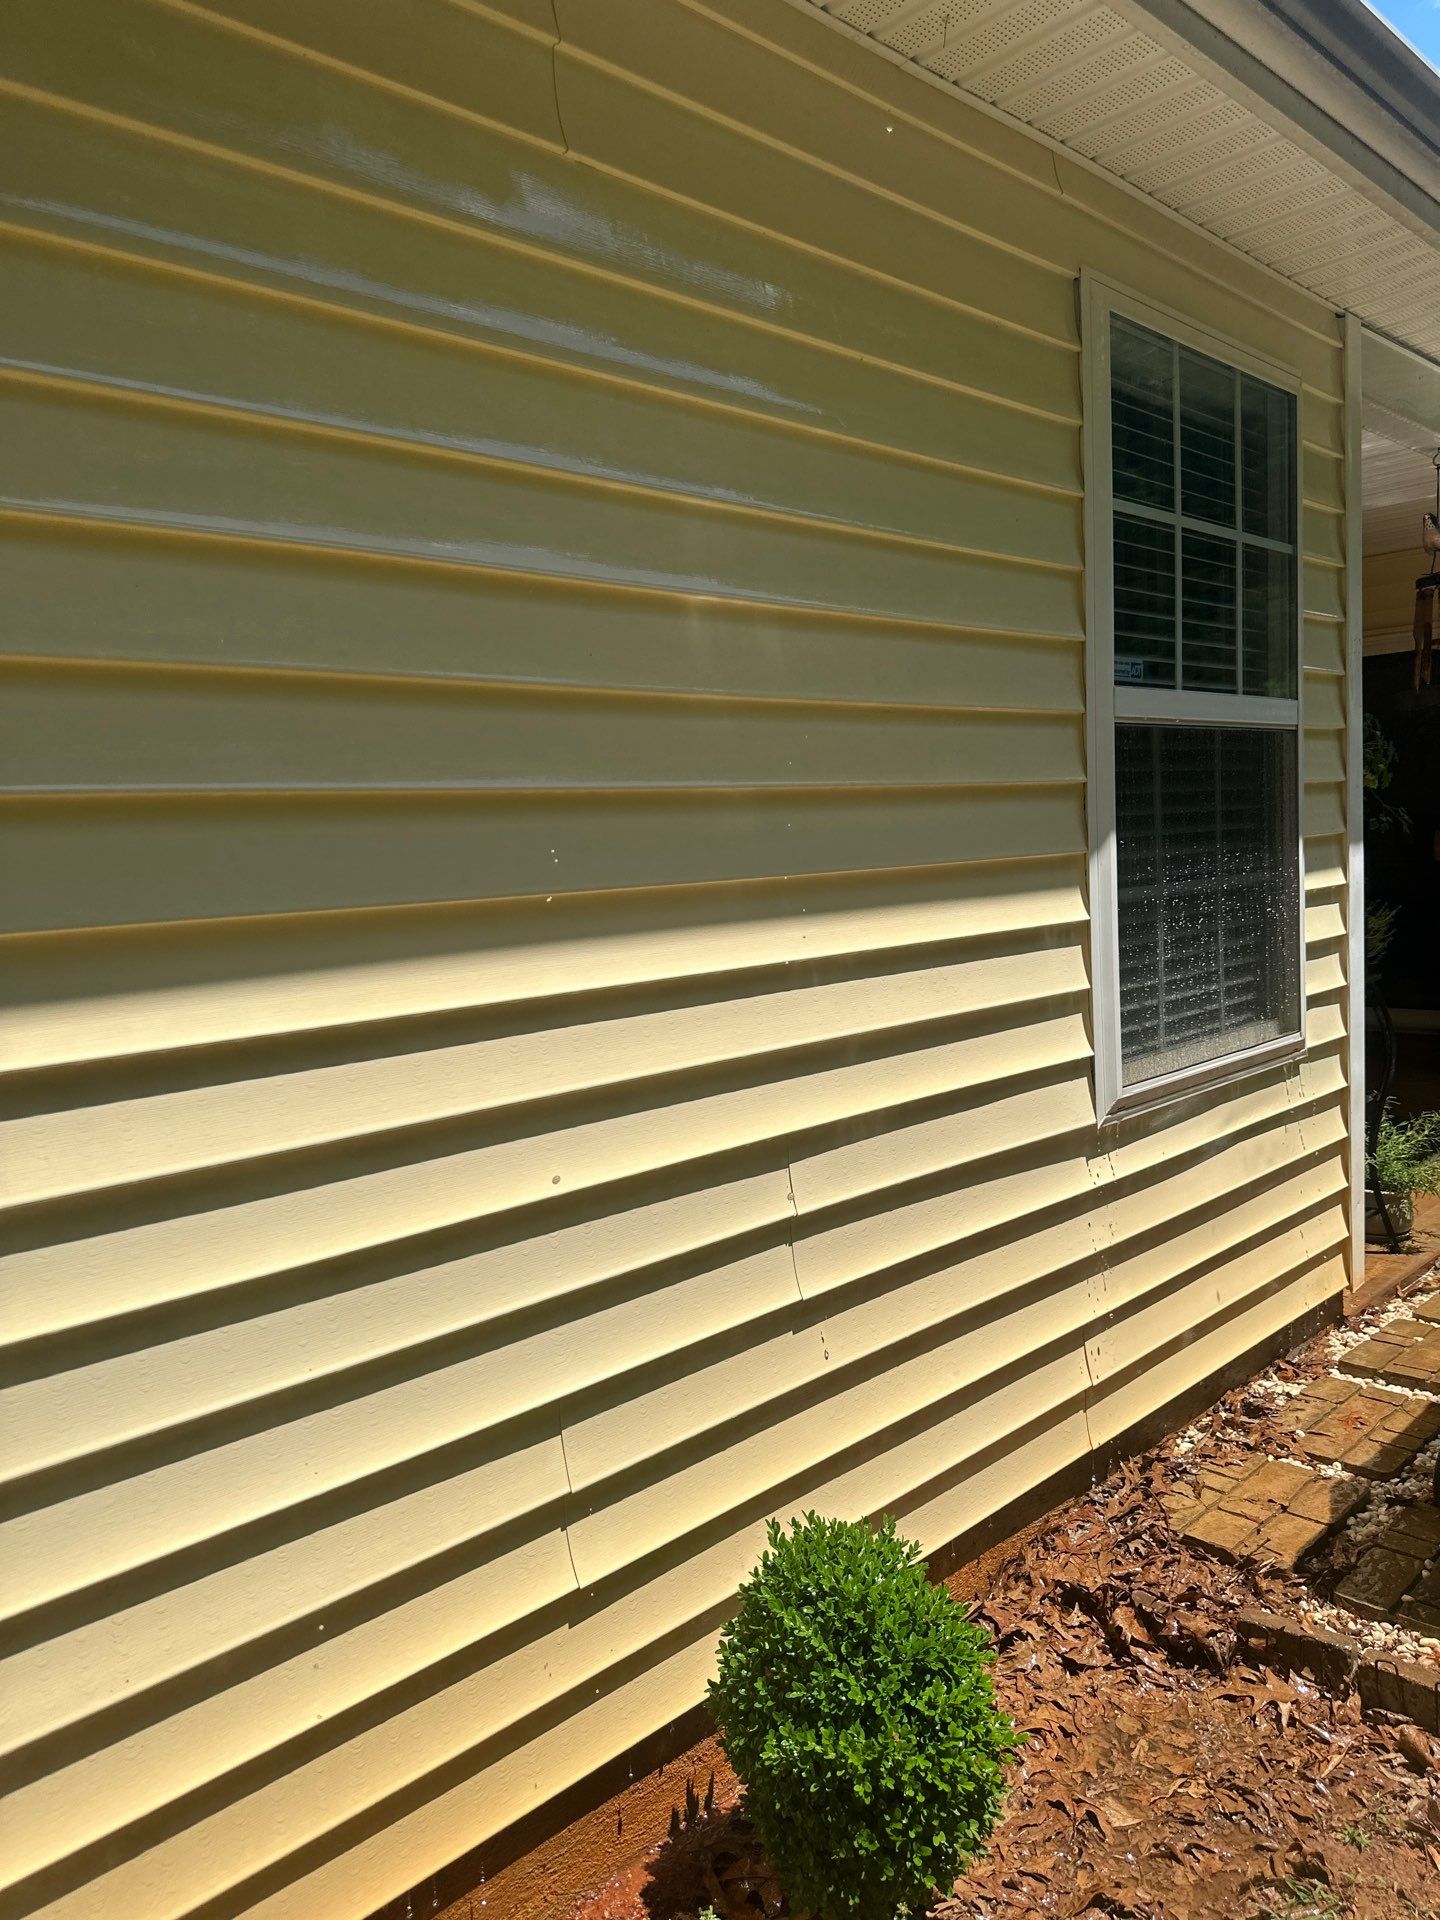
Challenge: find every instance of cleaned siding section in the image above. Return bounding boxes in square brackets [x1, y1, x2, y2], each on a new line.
[0, 1, 1350, 1916]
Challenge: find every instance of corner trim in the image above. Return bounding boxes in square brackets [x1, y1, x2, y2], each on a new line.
[1342, 312, 1367, 1292]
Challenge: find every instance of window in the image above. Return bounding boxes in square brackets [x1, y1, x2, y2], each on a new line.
[1084, 282, 1305, 1118]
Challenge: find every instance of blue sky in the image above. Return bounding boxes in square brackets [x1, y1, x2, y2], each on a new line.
[1364, 0, 1440, 68]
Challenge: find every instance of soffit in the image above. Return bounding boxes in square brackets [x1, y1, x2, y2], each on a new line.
[803, 0, 1440, 362]
[1362, 429, 1437, 555]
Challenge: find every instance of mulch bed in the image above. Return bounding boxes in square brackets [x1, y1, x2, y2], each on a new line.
[566, 1349, 1440, 1920]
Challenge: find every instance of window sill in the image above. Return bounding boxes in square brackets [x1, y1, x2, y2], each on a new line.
[1099, 1029, 1307, 1126]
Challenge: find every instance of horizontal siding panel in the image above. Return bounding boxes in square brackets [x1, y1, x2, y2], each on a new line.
[577, 1358, 1094, 1649]
[4, 1228, 802, 1505]
[1304, 619, 1346, 679]
[1303, 560, 1345, 622]
[1306, 900, 1347, 946]
[0, 660, 1086, 798]
[552, 53, 1081, 348]
[0, 231, 1083, 547]
[3, 381, 1084, 627]
[1300, 394, 1347, 459]
[6, 1355, 595, 1624]
[2, 1445, 581, 1884]
[0, 786, 1086, 935]
[2, 0, 566, 149]
[563, 0, 1073, 207]
[1304, 673, 1346, 729]
[1307, 1001, 1347, 1051]
[1088, 1213, 1341, 1390]
[218, 1619, 727, 1920]
[5, 518, 1087, 703]
[1303, 444, 1344, 508]
[789, 1031, 1091, 1216]
[1085, 1248, 1345, 1449]
[9, 1279, 1101, 1823]
[816, 1210, 1101, 1371]
[1304, 782, 1346, 842]
[0, 860, 1089, 1073]
[565, 1293, 1097, 1585]
[0, 110, 1086, 469]
[0, 91, 1088, 433]
[729, 0, 1339, 350]
[199, 0, 564, 106]
[2, 1015, 1088, 1349]
[10, 1563, 725, 1919]
[1095, 1159, 1346, 1321]
[1, 1180, 793, 1730]
[1296, 1046, 1347, 1110]
[1304, 732, 1345, 786]
[792, 1094, 1098, 1294]
[1099, 1118, 1343, 1256]
[1305, 836, 1347, 894]
[1097, 1059, 1307, 1183]
[1302, 505, 1345, 568]
[891, 1398, 1097, 1580]
[1306, 950, 1346, 999]
[2, 939, 1088, 1214]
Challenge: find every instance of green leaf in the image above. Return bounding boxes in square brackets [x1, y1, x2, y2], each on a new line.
[709, 1512, 1016, 1920]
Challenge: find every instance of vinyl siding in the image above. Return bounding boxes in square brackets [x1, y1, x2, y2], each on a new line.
[0, 1, 1352, 1916]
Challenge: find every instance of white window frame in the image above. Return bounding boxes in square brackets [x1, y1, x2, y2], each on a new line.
[1082, 272, 1307, 1123]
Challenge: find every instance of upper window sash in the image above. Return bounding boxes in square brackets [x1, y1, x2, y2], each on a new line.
[1104, 305, 1300, 705]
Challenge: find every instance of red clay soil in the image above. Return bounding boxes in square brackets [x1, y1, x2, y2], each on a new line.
[564, 1370, 1440, 1920]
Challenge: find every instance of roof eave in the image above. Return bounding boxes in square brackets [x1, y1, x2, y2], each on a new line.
[1120, 0, 1440, 247]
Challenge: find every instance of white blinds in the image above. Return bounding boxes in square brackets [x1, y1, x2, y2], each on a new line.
[1114, 725, 1301, 1086]
[1110, 317, 1297, 701]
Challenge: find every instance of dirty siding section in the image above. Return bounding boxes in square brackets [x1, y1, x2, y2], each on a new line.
[0, 0, 1352, 1915]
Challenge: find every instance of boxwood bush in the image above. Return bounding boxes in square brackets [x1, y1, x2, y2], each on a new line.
[708, 1512, 1018, 1920]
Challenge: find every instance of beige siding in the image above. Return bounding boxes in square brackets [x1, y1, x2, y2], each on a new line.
[0, 1, 1353, 1917]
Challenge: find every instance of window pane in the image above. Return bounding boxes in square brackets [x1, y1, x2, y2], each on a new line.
[1241, 376, 1295, 543]
[1181, 529, 1238, 689]
[1115, 511, 1176, 686]
[1242, 543, 1297, 697]
[1179, 348, 1236, 527]
[1115, 724, 1299, 1087]
[1111, 317, 1173, 511]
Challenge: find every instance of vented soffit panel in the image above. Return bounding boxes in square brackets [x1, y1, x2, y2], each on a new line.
[796, 0, 1440, 364]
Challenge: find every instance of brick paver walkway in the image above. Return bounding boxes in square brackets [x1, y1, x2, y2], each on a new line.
[1335, 1506, 1440, 1632]
[1278, 1374, 1440, 1478]
[1176, 1273, 1440, 1735]
[1175, 1458, 1368, 1570]
[1337, 1318, 1440, 1392]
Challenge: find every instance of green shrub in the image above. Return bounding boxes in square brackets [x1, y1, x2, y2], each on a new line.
[1365, 901, 1399, 965]
[1369, 1103, 1440, 1198]
[708, 1512, 1019, 1920]
[1363, 715, 1410, 835]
